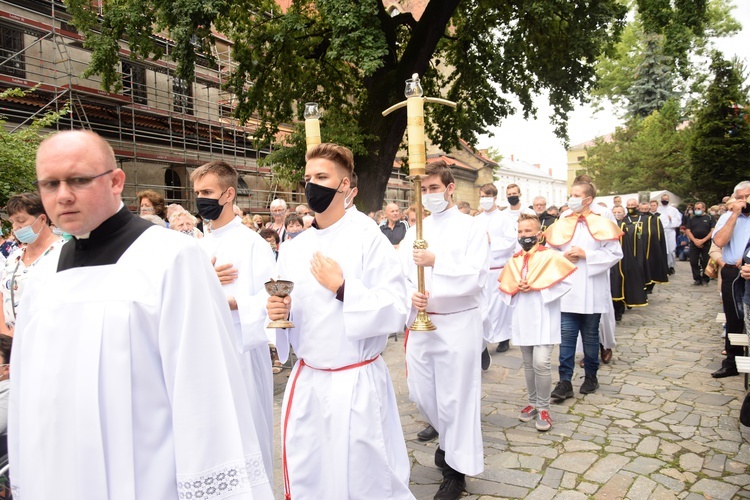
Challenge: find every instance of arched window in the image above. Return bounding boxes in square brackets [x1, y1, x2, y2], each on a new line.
[165, 168, 181, 202]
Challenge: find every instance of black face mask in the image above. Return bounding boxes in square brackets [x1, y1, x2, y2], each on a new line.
[196, 189, 228, 220]
[305, 179, 343, 214]
[661, 200, 669, 206]
[627, 207, 637, 215]
[507, 196, 520, 206]
[742, 202, 750, 215]
[518, 235, 538, 252]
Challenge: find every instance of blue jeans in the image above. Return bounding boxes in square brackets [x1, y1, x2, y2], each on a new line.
[559, 312, 601, 381]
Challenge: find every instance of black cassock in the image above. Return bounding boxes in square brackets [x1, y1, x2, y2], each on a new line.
[611, 219, 648, 307]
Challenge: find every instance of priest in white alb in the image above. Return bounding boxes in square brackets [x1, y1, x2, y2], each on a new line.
[267, 143, 413, 500]
[9, 130, 272, 499]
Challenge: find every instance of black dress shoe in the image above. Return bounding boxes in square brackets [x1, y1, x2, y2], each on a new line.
[693, 280, 703, 286]
[417, 424, 438, 441]
[711, 366, 739, 378]
[434, 477, 466, 500]
[481, 347, 491, 371]
[495, 340, 510, 353]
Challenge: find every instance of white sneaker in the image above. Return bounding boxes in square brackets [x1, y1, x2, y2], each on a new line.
[519, 405, 538, 422]
[535, 410, 552, 432]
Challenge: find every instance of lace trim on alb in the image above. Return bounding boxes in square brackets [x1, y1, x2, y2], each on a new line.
[177, 453, 267, 499]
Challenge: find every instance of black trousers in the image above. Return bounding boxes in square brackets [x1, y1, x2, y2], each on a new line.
[435, 448, 465, 480]
[689, 243, 711, 282]
[721, 265, 744, 365]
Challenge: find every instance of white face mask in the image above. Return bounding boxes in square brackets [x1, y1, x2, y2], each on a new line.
[479, 197, 496, 211]
[567, 196, 584, 213]
[423, 189, 449, 213]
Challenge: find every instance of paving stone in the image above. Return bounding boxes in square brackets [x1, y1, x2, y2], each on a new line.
[678, 452, 703, 472]
[723, 474, 750, 486]
[635, 436, 660, 455]
[564, 439, 601, 452]
[540, 467, 563, 489]
[583, 454, 631, 484]
[478, 468, 542, 489]
[622, 456, 665, 474]
[466, 478, 528, 498]
[690, 478, 740, 499]
[561, 471, 578, 489]
[704, 453, 727, 472]
[593, 472, 635, 499]
[651, 473, 686, 493]
[549, 452, 599, 474]
[524, 485, 559, 500]
[576, 481, 599, 494]
[627, 475, 657, 498]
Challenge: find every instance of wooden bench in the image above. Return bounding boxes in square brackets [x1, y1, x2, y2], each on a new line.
[728, 334, 749, 389]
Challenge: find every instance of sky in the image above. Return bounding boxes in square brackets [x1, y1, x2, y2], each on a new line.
[477, 1, 750, 181]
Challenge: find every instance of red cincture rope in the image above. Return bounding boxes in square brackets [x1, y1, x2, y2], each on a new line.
[282, 355, 380, 500]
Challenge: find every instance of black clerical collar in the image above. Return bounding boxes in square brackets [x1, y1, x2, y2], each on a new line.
[57, 206, 153, 271]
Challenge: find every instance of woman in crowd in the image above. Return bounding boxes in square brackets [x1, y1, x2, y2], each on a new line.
[0, 193, 64, 336]
[137, 189, 166, 221]
[169, 209, 203, 238]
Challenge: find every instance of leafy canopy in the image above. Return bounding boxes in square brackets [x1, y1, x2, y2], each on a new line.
[65, 0, 627, 209]
[0, 88, 70, 210]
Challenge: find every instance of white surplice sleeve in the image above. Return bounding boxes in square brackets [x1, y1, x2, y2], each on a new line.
[431, 218, 489, 299]
[341, 232, 407, 341]
[233, 240, 277, 352]
[582, 239, 623, 277]
[158, 243, 273, 499]
[539, 278, 573, 304]
[489, 216, 517, 264]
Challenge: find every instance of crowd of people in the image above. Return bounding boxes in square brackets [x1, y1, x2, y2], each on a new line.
[1, 128, 749, 500]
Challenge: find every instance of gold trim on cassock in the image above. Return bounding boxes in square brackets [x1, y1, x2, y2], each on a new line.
[498, 246, 577, 296]
[543, 212, 624, 247]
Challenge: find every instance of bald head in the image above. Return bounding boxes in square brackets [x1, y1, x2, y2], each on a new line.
[385, 203, 401, 223]
[36, 130, 125, 236]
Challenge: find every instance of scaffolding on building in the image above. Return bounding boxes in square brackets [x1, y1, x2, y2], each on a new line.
[0, 0, 415, 214]
[0, 0, 312, 214]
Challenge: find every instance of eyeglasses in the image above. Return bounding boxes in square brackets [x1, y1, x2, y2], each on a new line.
[34, 169, 115, 193]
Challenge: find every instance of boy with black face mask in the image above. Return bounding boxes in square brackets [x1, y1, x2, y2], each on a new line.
[267, 143, 412, 499]
[500, 214, 576, 431]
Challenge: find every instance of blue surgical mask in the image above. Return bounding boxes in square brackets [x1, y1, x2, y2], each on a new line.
[694, 210, 703, 216]
[14, 216, 42, 244]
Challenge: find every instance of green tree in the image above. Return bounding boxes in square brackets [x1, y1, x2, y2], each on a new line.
[627, 34, 677, 118]
[591, 0, 739, 114]
[65, 0, 627, 211]
[0, 88, 70, 209]
[583, 99, 692, 195]
[688, 54, 750, 202]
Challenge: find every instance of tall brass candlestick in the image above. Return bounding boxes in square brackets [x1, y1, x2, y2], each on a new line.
[382, 74, 456, 331]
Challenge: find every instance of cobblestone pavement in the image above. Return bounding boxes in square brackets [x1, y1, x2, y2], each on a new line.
[271, 260, 750, 498]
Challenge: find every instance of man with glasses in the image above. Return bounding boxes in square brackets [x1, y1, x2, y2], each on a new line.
[9, 130, 273, 499]
[266, 198, 288, 243]
[711, 181, 750, 378]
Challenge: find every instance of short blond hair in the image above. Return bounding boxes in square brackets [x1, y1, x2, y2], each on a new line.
[190, 160, 238, 191]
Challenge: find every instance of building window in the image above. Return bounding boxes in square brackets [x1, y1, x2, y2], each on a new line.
[173, 77, 193, 115]
[122, 62, 147, 105]
[0, 24, 25, 78]
[164, 167, 182, 202]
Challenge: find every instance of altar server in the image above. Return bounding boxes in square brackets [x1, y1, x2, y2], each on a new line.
[400, 161, 488, 500]
[267, 143, 413, 500]
[192, 160, 277, 484]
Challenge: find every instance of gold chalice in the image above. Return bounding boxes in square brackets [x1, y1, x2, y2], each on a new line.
[265, 278, 295, 329]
